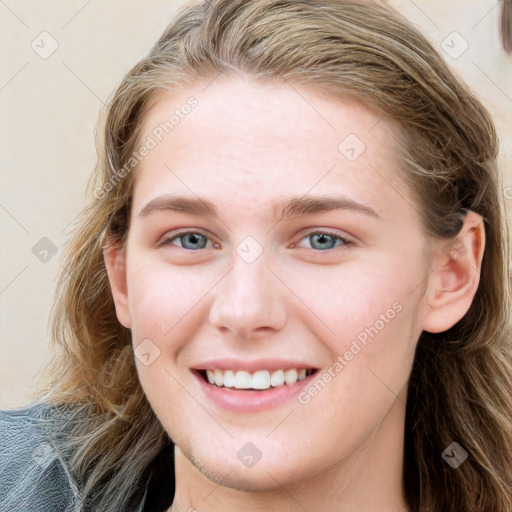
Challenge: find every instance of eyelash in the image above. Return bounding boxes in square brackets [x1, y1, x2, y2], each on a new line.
[158, 229, 353, 251]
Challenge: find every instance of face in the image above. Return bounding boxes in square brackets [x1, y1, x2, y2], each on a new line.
[108, 76, 434, 491]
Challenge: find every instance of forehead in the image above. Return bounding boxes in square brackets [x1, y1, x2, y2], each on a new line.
[133, 76, 413, 222]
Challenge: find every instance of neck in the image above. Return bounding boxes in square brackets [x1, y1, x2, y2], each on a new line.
[170, 389, 410, 512]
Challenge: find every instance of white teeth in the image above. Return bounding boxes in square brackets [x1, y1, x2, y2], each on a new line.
[270, 369, 284, 387]
[284, 369, 298, 385]
[214, 369, 224, 387]
[252, 370, 271, 390]
[204, 368, 312, 390]
[223, 370, 235, 388]
[234, 371, 252, 389]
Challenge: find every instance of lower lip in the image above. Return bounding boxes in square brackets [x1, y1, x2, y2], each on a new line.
[193, 371, 317, 412]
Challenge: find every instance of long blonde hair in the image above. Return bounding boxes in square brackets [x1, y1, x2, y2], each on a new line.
[38, 1, 512, 510]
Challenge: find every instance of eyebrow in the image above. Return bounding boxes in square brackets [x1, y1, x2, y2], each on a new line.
[137, 194, 381, 221]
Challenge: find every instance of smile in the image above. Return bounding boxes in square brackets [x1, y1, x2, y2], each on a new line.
[204, 368, 315, 390]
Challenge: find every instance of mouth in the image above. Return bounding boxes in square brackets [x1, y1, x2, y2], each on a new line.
[198, 368, 317, 391]
[191, 365, 319, 412]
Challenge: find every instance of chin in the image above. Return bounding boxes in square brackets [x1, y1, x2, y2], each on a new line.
[186, 445, 305, 492]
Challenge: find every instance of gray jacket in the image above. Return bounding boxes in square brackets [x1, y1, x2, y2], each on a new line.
[0, 403, 174, 511]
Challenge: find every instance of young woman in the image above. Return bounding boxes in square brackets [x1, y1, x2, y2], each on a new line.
[1, 1, 511, 511]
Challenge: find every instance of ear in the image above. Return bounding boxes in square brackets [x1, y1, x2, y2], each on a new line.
[422, 211, 486, 334]
[104, 242, 132, 329]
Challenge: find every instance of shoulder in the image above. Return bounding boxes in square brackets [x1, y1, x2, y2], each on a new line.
[0, 402, 78, 512]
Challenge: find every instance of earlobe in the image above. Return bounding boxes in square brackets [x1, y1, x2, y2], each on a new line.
[103, 242, 132, 329]
[422, 211, 486, 334]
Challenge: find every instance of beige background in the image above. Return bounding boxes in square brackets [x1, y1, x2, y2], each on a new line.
[1, 0, 511, 409]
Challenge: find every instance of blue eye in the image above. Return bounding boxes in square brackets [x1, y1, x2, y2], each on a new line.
[302, 232, 348, 250]
[160, 230, 351, 251]
[301, 231, 351, 251]
[161, 231, 213, 250]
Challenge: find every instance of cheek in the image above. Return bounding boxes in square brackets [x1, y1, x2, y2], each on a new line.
[290, 254, 422, 400]
[125, 259, 207, 434]
[126, 258, 215, 342]
[288, 252, 417, 344]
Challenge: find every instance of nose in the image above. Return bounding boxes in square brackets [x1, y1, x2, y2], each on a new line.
[208, 251, 287, 341]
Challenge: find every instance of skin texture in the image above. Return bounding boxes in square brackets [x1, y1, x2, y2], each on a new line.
[104, 76, 485, 512]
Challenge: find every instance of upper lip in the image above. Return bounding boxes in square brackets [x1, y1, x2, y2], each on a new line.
[191, 358, 319, 373]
